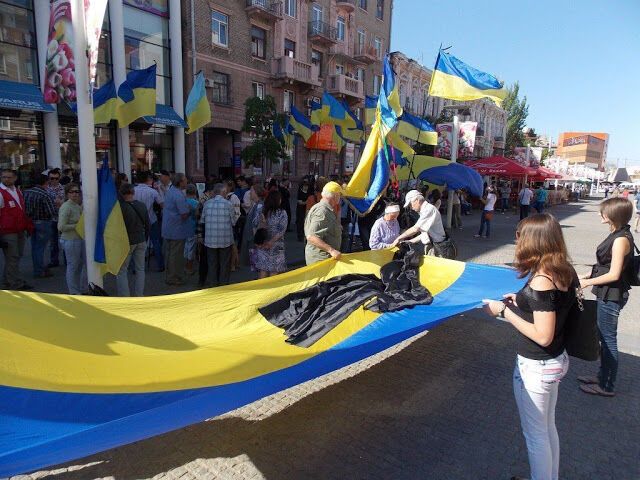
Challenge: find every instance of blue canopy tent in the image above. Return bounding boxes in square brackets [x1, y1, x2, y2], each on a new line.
[417, 162, 484, 198]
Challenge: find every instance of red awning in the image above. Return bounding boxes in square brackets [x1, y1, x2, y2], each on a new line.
[530, 166, 562, 181]
[465, 156, 537, 177]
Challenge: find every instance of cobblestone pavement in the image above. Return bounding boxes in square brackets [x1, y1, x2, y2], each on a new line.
[6, 198, 640, 479]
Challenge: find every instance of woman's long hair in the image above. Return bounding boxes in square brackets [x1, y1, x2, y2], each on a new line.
[263, 190, 283, 219]
[514, 213, 574, 287]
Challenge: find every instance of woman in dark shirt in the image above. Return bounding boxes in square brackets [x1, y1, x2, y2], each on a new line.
[578, 197, 634, 397]
[484, 213, 576, 480]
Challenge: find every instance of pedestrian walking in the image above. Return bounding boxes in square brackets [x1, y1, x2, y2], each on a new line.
[116, 183, 150, 297]
[24, 174, 57, 278]
[200, 183, 235, 287]
[518, 183, 533, 220]
[252, 190, 288, 278]
[451, 190, 463, 229]
[578, 198, 635, 397]
[0, 168, 32, 290]
[134, 171, 164, 271]
[57, 183, 85, 294]
[499, 182, 511, 213]
[240, 184, 266, 267]
[534, 185, 548, 213]
[484, 214, 575, 480]
[304, 181, 343, 265]
[475, 186, 497, 239]
[161, 173, 191, 286]
[370, 203, 401, 250]
[46, 168, 65, 267]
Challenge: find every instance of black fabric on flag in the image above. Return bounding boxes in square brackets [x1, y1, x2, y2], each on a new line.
[259, 244, 433, 347]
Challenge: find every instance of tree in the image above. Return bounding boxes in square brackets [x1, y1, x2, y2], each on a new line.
[502, 82, 529, 155]
[240, 95, 288, 168]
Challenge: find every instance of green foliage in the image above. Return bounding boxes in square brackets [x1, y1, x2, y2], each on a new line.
[240, 95, 288, 167]
[502, 82, 529, 155]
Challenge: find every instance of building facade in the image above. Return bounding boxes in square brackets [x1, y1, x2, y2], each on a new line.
[556, 131, 609, 169]
[182, 0, 393, 180]
[389, 51, 507, 159]
[0, 0, 186, 185]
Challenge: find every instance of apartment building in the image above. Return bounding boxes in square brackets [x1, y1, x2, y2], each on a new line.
[556, 132, 609, 169]
[182, 0, 393, 179]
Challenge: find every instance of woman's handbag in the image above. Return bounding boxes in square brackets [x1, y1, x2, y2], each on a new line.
[564, 284, 599, 361]
[484, 211, 494, 221]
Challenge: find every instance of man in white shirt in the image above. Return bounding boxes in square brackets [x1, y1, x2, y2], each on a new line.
[134, 171, 164, 271]
[518, 183, 533, 220]
[391, 190, 446, 253]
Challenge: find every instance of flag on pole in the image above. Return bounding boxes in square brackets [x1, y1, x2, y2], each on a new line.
[378, 56, 402, 131]
[428, 50, 507, 105]
[185, 72, 211, 134]
[364, 95, 377, 125]
[288, 105, 316, 142]
[92, 79, 118, 125]
[396, 112, 438, 145]
[85, 0, 109, 85]
[309, 100, 324, 127]
[320, 92, 357, 129]
[116, 65, 157, 127]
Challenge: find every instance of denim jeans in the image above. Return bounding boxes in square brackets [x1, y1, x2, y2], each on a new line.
[31, 220, 53, 276]
[478, 210, 491, 237]
[501, 197, 509, 212]
[60, 238, 86, 294]
[149, 220, 164, 270]
[116, 242, 147, 296]
[514, 352, 569, 480]
[520, 204, 530, 220]
[597, 298, 628, 392]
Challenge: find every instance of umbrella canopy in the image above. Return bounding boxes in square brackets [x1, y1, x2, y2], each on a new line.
[465, 156, 537, 177]
[530, 166, 562, 181]
[417, 162, 484, 197]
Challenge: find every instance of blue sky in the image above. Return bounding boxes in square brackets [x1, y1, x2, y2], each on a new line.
[391, 0, 640, 166]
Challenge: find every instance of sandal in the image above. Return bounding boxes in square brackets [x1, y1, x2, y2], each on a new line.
[580, 384, 615, 397]
[577, 375, 599, 384]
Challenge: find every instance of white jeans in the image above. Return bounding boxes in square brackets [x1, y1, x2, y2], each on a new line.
[513, 352, 569, 480]
[60, 238, 86, 295]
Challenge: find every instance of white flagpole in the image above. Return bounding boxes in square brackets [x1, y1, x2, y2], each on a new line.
[446, 114, 459, 230]
[70, 0, 102, 287]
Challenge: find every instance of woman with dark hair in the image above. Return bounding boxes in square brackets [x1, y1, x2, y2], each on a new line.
[252, 190, 287, 278]
[578, 197, 635, 397]
[484, 213, 576, 480]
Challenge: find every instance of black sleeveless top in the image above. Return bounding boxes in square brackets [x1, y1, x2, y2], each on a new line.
[592, 225, 634, 302]
[514, 276, 576, 360]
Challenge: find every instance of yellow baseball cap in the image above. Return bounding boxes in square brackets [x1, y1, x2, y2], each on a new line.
[322, 181, 343, 195]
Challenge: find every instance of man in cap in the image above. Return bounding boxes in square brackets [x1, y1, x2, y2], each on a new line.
[304, 181, 343, 265]
[391, 190, 446, 252]
[370, 203, 401, 250]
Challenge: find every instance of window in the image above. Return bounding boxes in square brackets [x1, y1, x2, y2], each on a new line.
[0, 118, 9, 131]
[374, 36, 382, 58]
[311, 49, 323, 75]
[376, 0, 384, 19]
[336, 16, 345, 41]
[357, 29, 365, 53]
[284, 90, 294, 112]
[129, 124, 173, 174]
[211, 10, 228, 47]
[0, 1, 38, 84]
[211, 72, 230, 104]
[251, 26, 265, 59]
[335, 64, 344, 75]
[356, 67, 365, 82]
[311, 4, 322, 23]
[373, 75, 382, 95]
[284, 0, 296, 17]
[284, 39, 295, 58]
[0, 111, 44, 183]
[252, 82, 264, 100]
[359, 0, 367, 10]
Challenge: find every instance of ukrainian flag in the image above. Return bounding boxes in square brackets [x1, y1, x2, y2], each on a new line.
[93, 80, 118, 125]
[310, 100, 324, 127]
[332, 126, 347, 152]
[364, 95, 377, 125]
[397, 112, 438, 145]
[116, 65, 157, 128]
[289, 106, 316, 142]
[273, 116, 295, 149]
[185, 72, 211, 134]
[321, 91, 357, 130]
[379, 56, 402, 131]
[428, 50, 507, 105]
[387, 130, 415, 161]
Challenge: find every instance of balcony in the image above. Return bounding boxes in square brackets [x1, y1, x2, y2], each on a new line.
[245, 0, 282, 21]
[326, 74, 364, 101]
[336, 0, 356, 12]
[308, 20, 337, 46]
[354, 43, 378, 64]
[272, 56, 321, 88]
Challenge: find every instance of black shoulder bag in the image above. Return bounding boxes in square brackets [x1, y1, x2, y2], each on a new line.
[564, 277, 599, 361]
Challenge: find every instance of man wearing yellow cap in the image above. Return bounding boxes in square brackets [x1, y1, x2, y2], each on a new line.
[304, 181, 343, 265]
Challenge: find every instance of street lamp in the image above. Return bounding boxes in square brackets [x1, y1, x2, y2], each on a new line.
[441, 105, 470, 229]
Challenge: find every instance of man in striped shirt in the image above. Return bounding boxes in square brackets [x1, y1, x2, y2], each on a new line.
[24, 174, 57, 278]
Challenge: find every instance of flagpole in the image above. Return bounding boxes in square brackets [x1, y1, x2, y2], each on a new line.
[70, 0, 102, 287]
[445, 113, 460, 231]
[190, 0, 201, 173]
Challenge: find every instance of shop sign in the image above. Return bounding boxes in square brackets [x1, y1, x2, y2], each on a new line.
[344, 143, 355, 173]
[123, 0, 169, 17]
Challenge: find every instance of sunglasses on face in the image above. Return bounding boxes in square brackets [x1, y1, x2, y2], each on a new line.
[69, 190, 80, 194]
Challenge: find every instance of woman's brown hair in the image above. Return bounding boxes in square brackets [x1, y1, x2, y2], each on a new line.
[514, 213, 574, 287]
[600, 197, 633, 230]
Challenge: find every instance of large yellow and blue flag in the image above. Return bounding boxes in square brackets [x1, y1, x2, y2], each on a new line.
[428, 50, 507, 105]
[378, 55, 402, 131]
[185, 72, 211, 134]
[116, 65, 157, 127]
[386, 130, 415, 163]
[396, 112, 438, 145]
[92, 79, 118, 125]
[364, 95, 377, 126]
[289, 105, 316, 142]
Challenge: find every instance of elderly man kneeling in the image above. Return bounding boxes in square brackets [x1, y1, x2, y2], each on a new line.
[370, 203, 401, 250]
[304, 181, 343, 265]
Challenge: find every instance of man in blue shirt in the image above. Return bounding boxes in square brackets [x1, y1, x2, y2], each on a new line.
[161, 173, 190, 285]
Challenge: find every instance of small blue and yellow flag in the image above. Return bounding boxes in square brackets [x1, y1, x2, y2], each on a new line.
[116, 65, 157, 128]
[289, 106, 316, 142]
[273, 116, 295, 149]
[378, 56, 402, 131]
[93, 80, 118, 125]
[364, 95, 377, 126]
[309, 100, 324, 127]
[387, 130, 415, 161]
[185, 72, 211, 134]
[428, 50, 507, 105]
[321, 91, 357, 129]
[397, 112, 438, 145]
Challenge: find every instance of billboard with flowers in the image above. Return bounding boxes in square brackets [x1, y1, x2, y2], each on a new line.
[434, 122, 477, 160]
[44, 1, 76, 104]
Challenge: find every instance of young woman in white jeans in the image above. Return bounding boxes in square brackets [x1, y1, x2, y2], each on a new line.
[485, 214, 577, 480]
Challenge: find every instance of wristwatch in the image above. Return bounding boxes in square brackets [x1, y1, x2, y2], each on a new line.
[497, 303, 507, 319]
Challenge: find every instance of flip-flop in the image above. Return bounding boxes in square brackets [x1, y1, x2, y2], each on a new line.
[577, 375, 599, 384]
[580, 384, 615, 397]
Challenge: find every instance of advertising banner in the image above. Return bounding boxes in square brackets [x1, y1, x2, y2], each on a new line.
[123, 0, 169, 17]
[44, 1, 76, 104]
[513, 146, 544, 167]
[85, 0, 109, 85]
[434, 122, 477, 159]
[344, 143, 355, 173]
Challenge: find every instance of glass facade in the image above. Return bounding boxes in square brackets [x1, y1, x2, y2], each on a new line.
[129, 124, 173, 173]
[0, 110, 44, 186]
[58, 113, 117, 171]
[0, 0, 37, 85]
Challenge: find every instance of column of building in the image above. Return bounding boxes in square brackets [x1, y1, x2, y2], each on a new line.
[169, 0, 185, 174]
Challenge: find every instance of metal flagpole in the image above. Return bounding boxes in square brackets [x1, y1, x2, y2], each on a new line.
[70, 0, 102, 287]
[190, 0, 201, 172]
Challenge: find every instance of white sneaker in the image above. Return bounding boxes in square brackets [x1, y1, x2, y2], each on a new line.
[474, 234, 481, 238]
